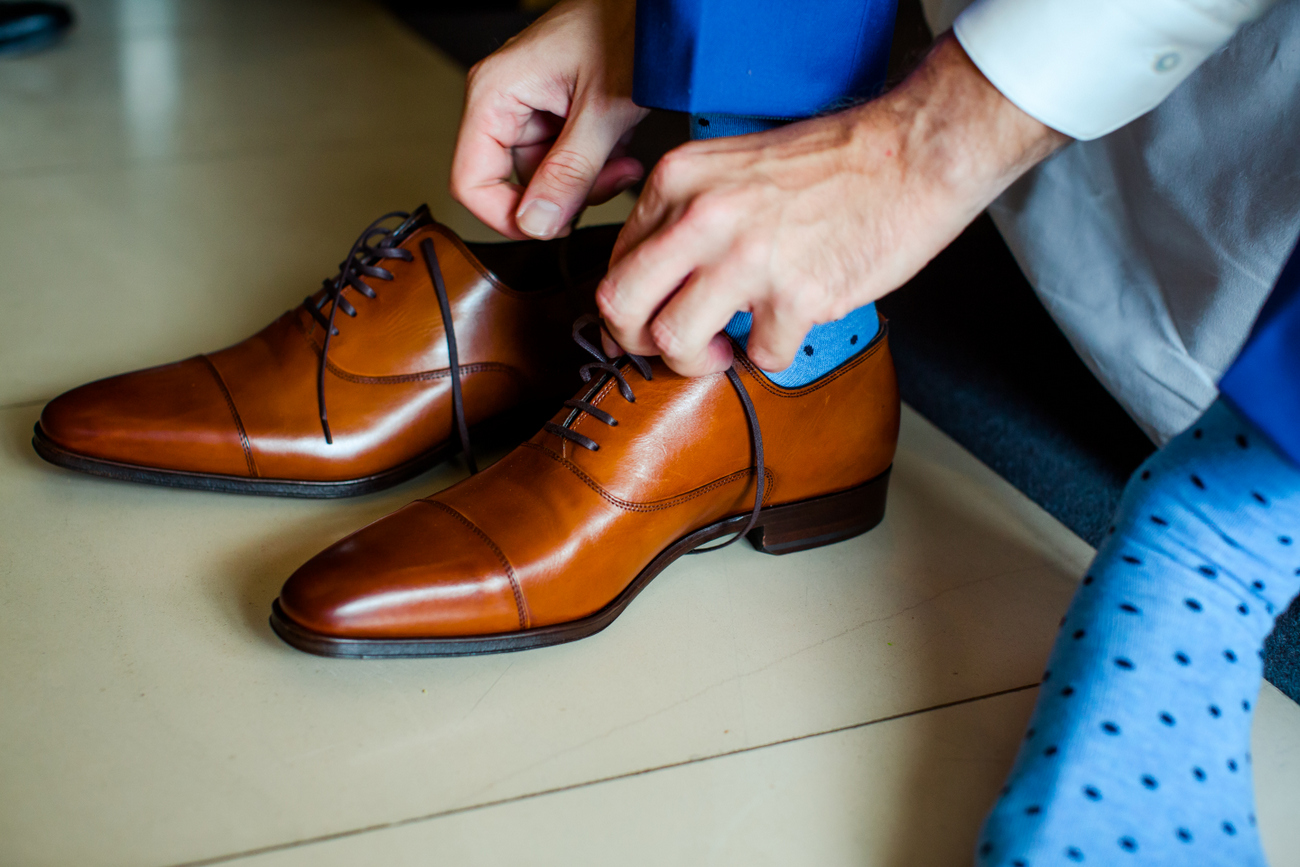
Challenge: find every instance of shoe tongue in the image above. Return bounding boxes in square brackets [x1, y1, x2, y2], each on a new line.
[388, 204, 435, 244]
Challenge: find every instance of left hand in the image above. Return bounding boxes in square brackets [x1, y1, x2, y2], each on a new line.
[595, 35, 1068, 377]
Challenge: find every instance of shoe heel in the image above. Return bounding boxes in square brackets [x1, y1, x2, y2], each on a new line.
[746, 467, 891, 555]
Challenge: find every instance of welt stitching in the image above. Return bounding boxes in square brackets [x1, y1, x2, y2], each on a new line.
[424, 500, 529, 630]
[520, 442, 773, 512]
[199, 355, 258, 478]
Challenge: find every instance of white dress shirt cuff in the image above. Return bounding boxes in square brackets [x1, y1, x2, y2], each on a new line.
[953, 0, 1273, 140]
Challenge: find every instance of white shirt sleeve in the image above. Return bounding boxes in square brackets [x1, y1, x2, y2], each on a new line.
[953, 0, 1280, 140]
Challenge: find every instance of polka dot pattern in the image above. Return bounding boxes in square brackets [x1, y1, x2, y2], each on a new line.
[721, 304, 879, 388]
[976, 400, 1300, 866]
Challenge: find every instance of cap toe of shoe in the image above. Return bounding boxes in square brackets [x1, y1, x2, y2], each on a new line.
[38, 356, 254, 476]
[278, 500, 527, 640]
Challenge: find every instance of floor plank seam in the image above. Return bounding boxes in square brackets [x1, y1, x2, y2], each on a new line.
[165, 682, 1041, 867]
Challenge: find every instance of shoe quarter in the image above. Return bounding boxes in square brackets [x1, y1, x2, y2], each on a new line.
[547, 361, 758, 505]
[738, 334, 899, 505]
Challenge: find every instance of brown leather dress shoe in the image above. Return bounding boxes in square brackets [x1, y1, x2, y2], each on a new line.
[270, 316, 900, 657]
[33, 206, 618, 496]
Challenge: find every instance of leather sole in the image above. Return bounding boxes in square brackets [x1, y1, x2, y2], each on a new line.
[269, 466, 892, 658]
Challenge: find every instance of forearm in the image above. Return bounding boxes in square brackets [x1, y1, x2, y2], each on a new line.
[847, 34, 1070, 232]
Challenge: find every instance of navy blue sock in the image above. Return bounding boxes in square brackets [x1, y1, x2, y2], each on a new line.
[689, 113, 879, 387]
[978, 398, 1300, 865]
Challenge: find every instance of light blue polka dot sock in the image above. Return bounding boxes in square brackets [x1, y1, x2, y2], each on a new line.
[978, 397, 1300, 866]
[689, 113, 879, 387]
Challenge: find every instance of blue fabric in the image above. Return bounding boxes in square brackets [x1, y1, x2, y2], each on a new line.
[724, 306, 880, 387]
[1220, 233, 1300, 468]
[637, 2, 895, 386]
[688, 113, 787, 137]
[980, 398, 1300, 866]
[633, 0, 898, 117]
[689, 112, 879, 387]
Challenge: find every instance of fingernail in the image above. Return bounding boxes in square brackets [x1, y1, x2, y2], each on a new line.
[516, 199, 564, 239]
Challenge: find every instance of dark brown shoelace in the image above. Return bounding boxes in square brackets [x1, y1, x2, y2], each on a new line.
[545, 315, 765, 551]
[307, 212, 476, 472]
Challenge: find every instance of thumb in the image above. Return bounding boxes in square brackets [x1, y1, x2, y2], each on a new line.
[515, 107, 640, 240]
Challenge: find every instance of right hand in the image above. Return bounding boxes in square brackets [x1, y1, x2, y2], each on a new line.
[450, 0, 648, 240]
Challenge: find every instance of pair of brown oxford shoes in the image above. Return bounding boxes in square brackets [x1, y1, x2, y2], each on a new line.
[34, 206, 901, 658]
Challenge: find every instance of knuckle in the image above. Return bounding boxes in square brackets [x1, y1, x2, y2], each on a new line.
[649, 317, 684, 358]
[597, 285, 640, 336]
[595, 287, 625, 327]
[685, 192, 739, 232]
[655, 148, 687, 178]
[539, 149, 599, 192]
[643, 165, 673, 202]
[682, 198, 719, 232]
[650, 146, 696, 187]
[464, 56, 498, 95]
[447, 173, 472, 206]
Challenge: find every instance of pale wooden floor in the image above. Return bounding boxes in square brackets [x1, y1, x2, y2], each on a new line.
[1, 3, 1298, 865]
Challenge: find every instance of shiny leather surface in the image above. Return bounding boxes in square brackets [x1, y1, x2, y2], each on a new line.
[38, 218, 612, 482]
[278, 327, 900, 638]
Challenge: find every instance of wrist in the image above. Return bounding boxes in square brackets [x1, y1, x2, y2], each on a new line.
[853, 33, 1069, 212]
